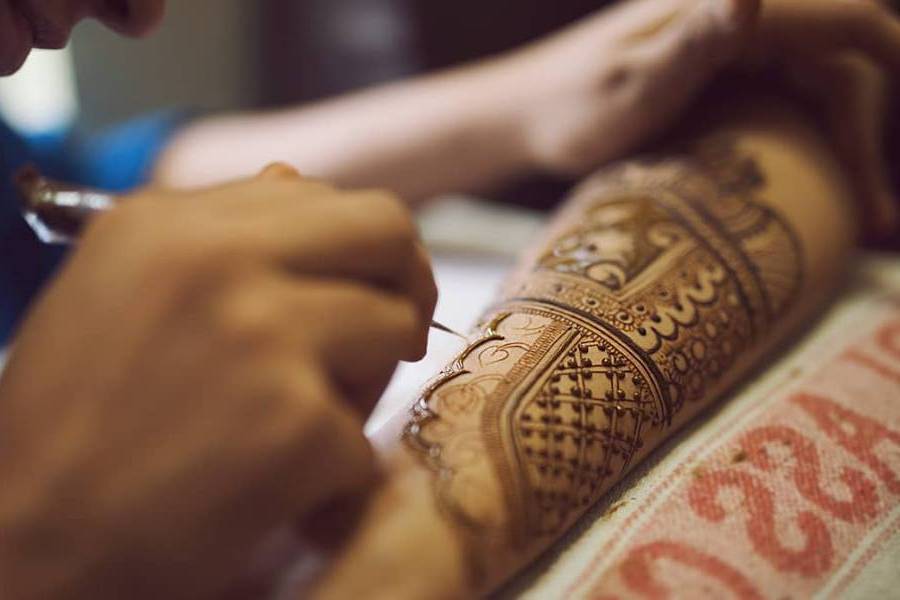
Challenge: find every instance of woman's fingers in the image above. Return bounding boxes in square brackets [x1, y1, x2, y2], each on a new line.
[607, 0, 696, 43]
[601, 0, 759, 160]
[753, 0, 900, 72]
[738, 1, 900, 239]
[635, 0, 758, 92]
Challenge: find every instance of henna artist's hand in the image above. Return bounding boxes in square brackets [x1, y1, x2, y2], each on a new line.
[738, 0, 900, 239]
[741, 0, 900, 71]
[0, 164, 437, 600]
[507, 0, 760, 176]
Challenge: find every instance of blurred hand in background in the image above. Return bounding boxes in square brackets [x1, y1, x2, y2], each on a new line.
[512, 0, 900, 240]
[741, 0, 900, 239]
[160, 0, 900, 243]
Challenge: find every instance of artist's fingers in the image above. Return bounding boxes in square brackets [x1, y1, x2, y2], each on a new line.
[407, 243, 438, 359]
[141, 162, 311, 203]
[227, 183, 422, 291]
[233, 363, 378, 526]
[257, 162, 303, 181]
[758, 0, 900, 72]
[282, 377, 379, 513]
[793, 54, 899, 238]
[287, 279, 423, 411]
[297, 493, 371, 552]
[259, 184, 436, 355]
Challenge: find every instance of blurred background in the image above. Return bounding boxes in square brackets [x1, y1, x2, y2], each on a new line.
[1, 0, 603, 146]
[0, 0, 610, 425]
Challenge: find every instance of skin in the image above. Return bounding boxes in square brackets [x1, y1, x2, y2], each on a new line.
[742, 0, 900, 238]
[0, 164, 438, 599]
[307, 89, 859, 600]
[0, 0, 897, 598]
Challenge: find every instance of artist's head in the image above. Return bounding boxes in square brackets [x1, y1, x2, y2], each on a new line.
[1, 0, 164, 75]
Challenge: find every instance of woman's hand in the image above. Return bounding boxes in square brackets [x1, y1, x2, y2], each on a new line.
[507, 0, 760, 176]
[0, 164, 436, 600]
[741, 0, 900, 239]
[507, 0, 900, 238]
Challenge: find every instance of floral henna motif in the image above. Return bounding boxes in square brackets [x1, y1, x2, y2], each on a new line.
[404, 142, 804, 569]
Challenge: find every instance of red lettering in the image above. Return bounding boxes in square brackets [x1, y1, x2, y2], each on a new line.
[688, 469, 833, 576]
[844, 349, 900, 386]
[740, 426, 879, 523]
[877, 320, 900, 362]
[613, 540, 763, 600]
[793, 393, 900, 495]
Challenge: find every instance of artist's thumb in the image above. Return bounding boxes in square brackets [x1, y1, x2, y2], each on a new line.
[258, 162, 304, 181]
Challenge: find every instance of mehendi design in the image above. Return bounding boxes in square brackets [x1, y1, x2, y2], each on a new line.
[404, 141, 804, 568]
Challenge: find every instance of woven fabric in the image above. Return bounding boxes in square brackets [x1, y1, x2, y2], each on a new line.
[510, 257, 900, 600]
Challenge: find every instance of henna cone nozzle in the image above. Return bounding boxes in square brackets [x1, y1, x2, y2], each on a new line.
[14, 165, 116, 244]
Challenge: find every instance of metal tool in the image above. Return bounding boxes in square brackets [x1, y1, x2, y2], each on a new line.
[14, 165, 464, 338]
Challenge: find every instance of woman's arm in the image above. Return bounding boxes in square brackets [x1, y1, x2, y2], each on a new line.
[151, 0, 900, 219]
[153, 58, 532, 204]
[152, 0, 756, 203]
[305, 91, 859, 599]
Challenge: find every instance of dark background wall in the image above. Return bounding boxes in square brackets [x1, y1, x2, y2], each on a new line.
[259, 0, 615, 205]
[259, 0, 611, 105]
[69, 0, 616, 204]
[71, 1, 616, 123]
[71, 1, 259, 129]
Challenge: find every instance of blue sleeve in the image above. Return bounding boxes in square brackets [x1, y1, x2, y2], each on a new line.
[0, 111, 191, 344]
[68, 111, 191, 191]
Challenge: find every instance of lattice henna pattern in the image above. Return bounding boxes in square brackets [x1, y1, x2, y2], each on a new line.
[404, 141, 804, 564]
[513, 332, 660, 536]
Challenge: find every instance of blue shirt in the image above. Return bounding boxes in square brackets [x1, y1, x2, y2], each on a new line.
[0, 113, 185, 343]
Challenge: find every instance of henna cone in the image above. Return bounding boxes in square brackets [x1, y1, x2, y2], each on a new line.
[308, 93, 859, 599]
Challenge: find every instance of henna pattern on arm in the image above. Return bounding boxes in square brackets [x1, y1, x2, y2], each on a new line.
[404, 139, 804, 579]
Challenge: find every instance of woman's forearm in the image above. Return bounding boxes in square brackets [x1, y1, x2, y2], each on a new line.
[307, 93, 859, 598]
[153, 58, 532, 203]
[152, 1, 765, 205]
